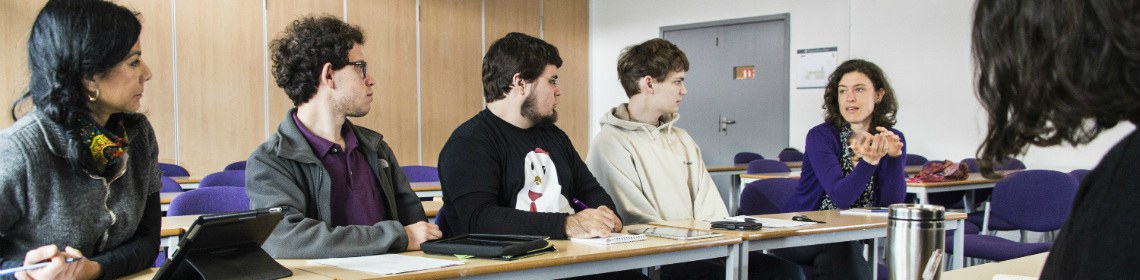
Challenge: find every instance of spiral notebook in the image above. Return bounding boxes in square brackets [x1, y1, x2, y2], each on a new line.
[570, 233, 647, 245]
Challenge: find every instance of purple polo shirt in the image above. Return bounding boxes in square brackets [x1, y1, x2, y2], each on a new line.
[293, 113, 387, 227]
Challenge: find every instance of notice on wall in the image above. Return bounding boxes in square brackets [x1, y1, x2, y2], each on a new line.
[796, 47, 838, 89]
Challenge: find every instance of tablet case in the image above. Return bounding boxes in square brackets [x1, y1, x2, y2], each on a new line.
[421, 234, 550, 259]
[154, 207, 292, 280]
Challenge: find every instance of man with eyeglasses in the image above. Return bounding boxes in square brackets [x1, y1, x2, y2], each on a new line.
[245, 15, 440, 259]
[438, 32, 625, 243]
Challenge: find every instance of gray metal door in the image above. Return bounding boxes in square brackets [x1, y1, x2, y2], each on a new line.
[663, 15, 790, 206]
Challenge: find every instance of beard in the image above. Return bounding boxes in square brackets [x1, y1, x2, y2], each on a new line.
[521, 92, 557, 126]
[333, 95, 371, 118]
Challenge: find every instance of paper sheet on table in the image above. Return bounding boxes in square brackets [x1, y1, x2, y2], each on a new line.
[717, 216, 817, 228]
[309, 254, 464, 275]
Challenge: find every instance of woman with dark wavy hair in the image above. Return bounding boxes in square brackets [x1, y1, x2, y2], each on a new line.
[774, 59, 906, 280]
[0, 1, 160, 279]
[972, 0, 1140, 278]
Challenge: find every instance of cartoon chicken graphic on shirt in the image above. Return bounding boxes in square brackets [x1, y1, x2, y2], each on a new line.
[515, 148, 575, 214]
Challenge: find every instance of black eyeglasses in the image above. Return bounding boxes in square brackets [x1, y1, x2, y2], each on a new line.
[346, 61, 367, 78]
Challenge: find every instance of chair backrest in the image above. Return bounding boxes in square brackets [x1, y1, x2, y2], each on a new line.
[776, 148, 803, 162]
[1069, 169, 1091, 184]
[739, 178, 798, 215]
[166, 186, 250, 216]
[160, 176, 182, 193]
[960, 158, 979, 172]
[223, 160, 247, 171]
[961, 157, 1025, 172]
[401, 165, 440, 182]
[733, 152, 764, 165]
[905, 154, 929, 166]
[990, 170, 1078, 232]
[199, 170, 246, 188]
[434, 205, 449, 237]
[746, 159, 791, 174]
[996, 158, 1026, 170]
[157, 163, 190, 177]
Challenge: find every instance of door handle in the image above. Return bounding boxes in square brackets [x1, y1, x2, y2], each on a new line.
[720, 115, 736, 135]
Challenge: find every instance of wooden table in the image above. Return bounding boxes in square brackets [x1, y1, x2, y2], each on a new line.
[652, 210, 969, 279]
[422, 200, 442, 218]
[169, 176, 202, 190]
[410, 181, 441, 198]
[941, 253, 1046, 280]
[907, 172, 1007, 213]
[159, 192, 179, 212]
[153, 223, 741, 280]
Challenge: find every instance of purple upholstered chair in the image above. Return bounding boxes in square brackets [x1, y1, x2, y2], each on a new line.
[905, 154, 929, 166]
[958, 170, 1078, 261]
[746, 159, 791, 174]
[223, 160, 247, 171]
[199, 170, 246, 188]
[960, 158, 979, 172]
[434, 206, 449, 237]
[401, 165, 440, 182]
[166, 186, 251, 216]
[961, 157, 1025, 172]
[157, 163, 190, 177]
[1069, 169, 1090, 184]
[776, 148, 804, 162]
[160, 176, 182, 193]
[739, 178, 797, 215]
[733, 152, 764, 165]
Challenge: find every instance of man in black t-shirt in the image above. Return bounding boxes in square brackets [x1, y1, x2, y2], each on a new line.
[438, 32, 622, 239]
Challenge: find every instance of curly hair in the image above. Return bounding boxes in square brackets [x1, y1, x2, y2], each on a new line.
[822, 59, 898, 131]
[617, 38, 690, 98]
[973, 0, 1140, 177]
[482, 32, 562, 103]
[13, 0, 141, 171]
[270, 15, 364, 105]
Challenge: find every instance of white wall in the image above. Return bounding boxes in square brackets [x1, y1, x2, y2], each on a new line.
[588, 0, 1132, 172]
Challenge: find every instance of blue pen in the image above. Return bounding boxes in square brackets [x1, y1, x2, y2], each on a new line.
[571, 198, 590, 210]
[0, 257, 81, 276]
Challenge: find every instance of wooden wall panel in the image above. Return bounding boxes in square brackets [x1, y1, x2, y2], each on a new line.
[347, 0, 420, 165]
[421, 0, 484, 166]
[0, 0, 46, 127]
[485, 0, 541, 47]
[265, 0, 344, 139]
[118, 0, 177, 163]
[543, 0, 591, 157]
[175, 0, 266, 175]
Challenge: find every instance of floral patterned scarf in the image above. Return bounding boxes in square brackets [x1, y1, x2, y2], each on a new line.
[77, 115, 129, 177]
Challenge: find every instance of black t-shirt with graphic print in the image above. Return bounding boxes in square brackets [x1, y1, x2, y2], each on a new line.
[438, 109, 618, 239]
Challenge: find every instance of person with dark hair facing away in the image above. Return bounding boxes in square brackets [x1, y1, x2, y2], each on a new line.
[246, 15, 440, 259]
[775, 59, 906, 280]
[439, 32, 623, 240]
[971, 0, 1140, 278]
[0, 1, 161, 279]
[586, 38, 804, 280]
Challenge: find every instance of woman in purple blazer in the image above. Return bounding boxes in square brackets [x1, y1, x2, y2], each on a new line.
[773, 59, 906, 280]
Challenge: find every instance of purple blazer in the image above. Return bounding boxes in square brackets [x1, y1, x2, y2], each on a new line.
[783, 123, 908, 212]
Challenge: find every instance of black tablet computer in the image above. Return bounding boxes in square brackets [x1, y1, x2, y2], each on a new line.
[154, 207, 292, 280]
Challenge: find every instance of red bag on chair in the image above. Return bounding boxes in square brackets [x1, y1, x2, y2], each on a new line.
[916, 160, 969, 182]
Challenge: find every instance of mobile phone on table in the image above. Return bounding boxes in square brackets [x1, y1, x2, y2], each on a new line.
[710, 221, 763, 231]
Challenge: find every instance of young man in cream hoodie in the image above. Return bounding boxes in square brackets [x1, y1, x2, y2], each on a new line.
[586, 38, 725, 225]
[586, 38, 804, 280]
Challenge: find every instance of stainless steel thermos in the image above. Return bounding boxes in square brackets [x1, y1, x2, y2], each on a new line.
[887, 204, 946, 280]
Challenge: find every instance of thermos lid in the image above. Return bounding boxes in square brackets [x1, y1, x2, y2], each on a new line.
[888, 203, 945, 221]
